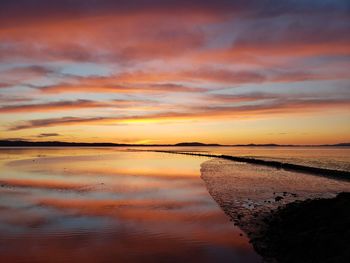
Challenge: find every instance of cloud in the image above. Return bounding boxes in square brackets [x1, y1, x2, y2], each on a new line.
[204, 92, 278, 103]
[38, 82, 205, 95]
[1, 1, 347, 25]
[0, 0, 349, 143]
[0, 100, 106, 113]
[0, 13, 207, 64]
[0, 65, 57, 87]
[6, 65, 53, 76]
[0, 95, 33, 103]
[1, 1, 348, 66]
[0, 83, 10, 88]
[37, 133, 60, 138]
[8, 96, 350, 131]
[35, 68, 345, 97]
[0, 99, 156, 113]
[182, 68, 266, 84]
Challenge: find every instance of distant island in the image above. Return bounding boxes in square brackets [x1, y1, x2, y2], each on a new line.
[0, 140, 349, 147]
[174, 142, 221, 147]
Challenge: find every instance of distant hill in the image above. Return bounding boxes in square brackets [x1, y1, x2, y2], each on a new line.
[322, 143, 350, 147]
[174, 142, 221, 146]
[231, 143, 350, 147]
[0, 140, 221, 147]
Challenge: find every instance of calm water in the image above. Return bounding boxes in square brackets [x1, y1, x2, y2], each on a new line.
[140, 146, 350, 172]
[0, 148, 261, 263]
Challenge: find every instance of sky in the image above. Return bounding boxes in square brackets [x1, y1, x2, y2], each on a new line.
[0, 0, 349, 145]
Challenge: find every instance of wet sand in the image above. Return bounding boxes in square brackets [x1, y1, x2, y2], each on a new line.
[200, 158, 350, 262]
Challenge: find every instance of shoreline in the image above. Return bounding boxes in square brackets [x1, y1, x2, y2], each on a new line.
[199, 158, 350, 262]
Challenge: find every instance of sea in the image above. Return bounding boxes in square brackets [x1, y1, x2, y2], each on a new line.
[0, 146, 349, 262]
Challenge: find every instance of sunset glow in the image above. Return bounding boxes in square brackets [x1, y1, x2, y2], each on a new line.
[1, 0, 349, 144]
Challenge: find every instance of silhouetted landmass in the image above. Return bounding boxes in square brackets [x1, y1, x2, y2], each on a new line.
[0, 140, 127, 147]
[232, 143, 350, 147]
[233, 143, 281, 147]
[0, 140, 349, 147]
[174, 142, 221, 146]
[252, 192, 350, 263]
[322, 142, 350, 147]
[0, 140, 217, 147]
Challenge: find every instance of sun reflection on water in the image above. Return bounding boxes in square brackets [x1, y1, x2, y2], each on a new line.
[0, 148, 261, 263]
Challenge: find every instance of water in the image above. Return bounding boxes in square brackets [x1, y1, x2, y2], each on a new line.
[139, 146, 350, 172]
[1, 146, 349, 262]
[0, 148, 261, 263]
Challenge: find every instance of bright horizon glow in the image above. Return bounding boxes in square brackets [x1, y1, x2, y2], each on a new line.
[0, 0, 349, 145]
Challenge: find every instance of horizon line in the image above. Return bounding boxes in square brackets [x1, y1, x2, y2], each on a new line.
[0, 139, 349, 147]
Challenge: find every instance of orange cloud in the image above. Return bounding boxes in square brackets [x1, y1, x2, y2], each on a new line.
[0, 100, 105, 113]
[1, 1, 348, 66]
[8, 96, 350, 131]
[39, 82, 205, 94]
[34, 67, 345, 97]
[0, 0, 349, 144]
[0, 99, 156, 114]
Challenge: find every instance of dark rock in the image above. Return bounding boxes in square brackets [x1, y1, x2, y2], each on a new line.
[252, 192, 350, 263]
[274, 196, 283, 202]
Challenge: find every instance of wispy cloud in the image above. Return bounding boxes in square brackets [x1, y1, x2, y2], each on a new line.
[37, 133, 60, 138]
[35, 68, 345, 96]
[38, 82, 205, 94]
[8, 96, 350, 131]
[0, 99, 157, 113]
[0, 100, 105, 113]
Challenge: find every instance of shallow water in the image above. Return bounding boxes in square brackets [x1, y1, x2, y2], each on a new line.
[140, 146, 350, 172]
[0, 148, 261, 263]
